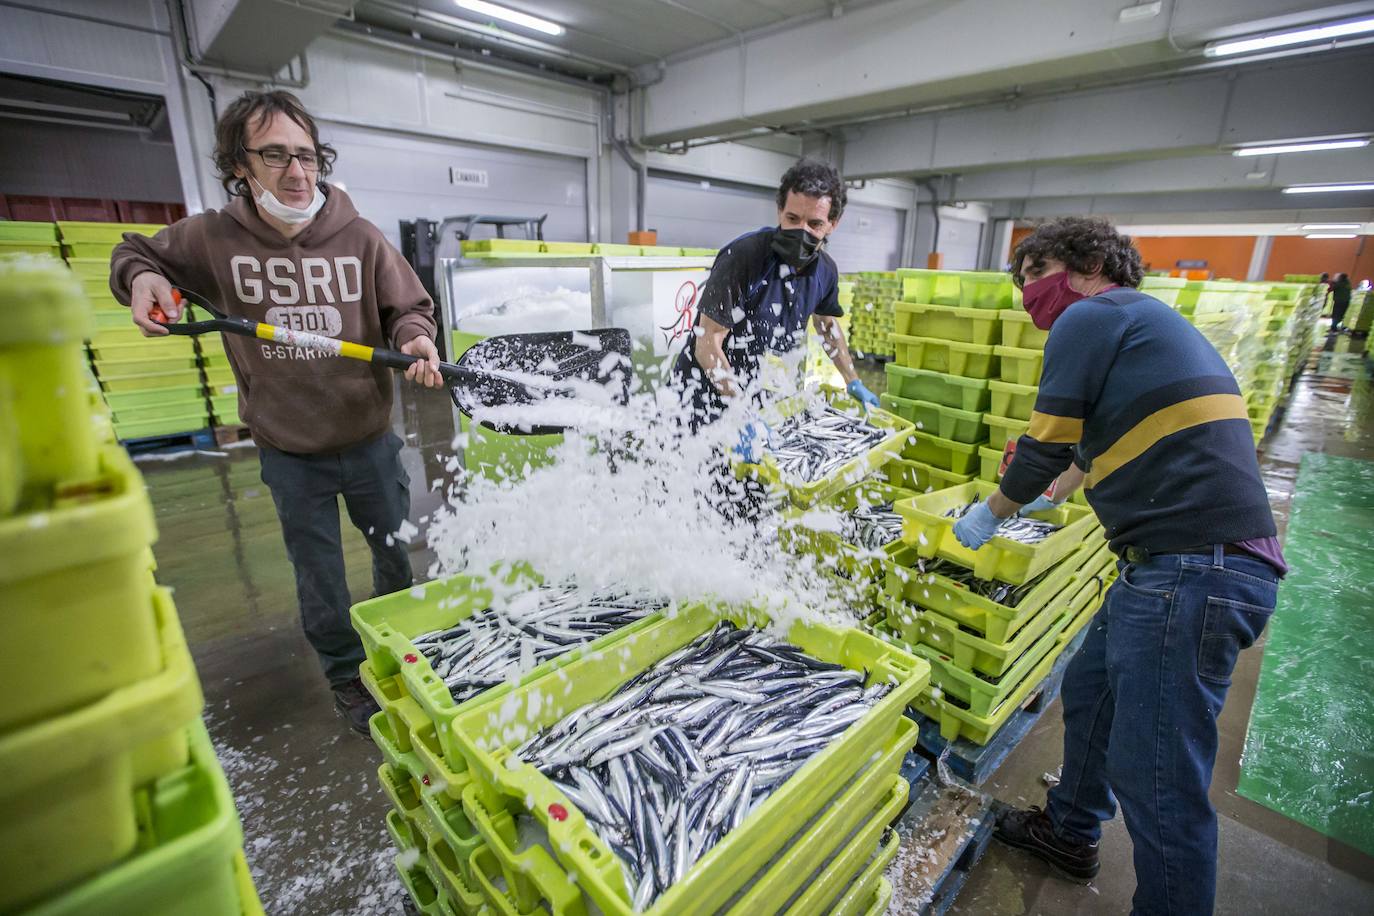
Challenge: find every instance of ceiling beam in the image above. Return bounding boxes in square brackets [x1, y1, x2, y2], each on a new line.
[639, 0, 1374, 144]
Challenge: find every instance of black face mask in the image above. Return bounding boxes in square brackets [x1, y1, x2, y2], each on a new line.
[771, 227, 824, 270]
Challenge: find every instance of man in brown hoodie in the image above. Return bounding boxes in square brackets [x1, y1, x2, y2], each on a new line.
[110, 90, 442, 735]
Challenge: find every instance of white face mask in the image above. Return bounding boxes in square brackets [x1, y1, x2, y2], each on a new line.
[248, 174, 325, 225]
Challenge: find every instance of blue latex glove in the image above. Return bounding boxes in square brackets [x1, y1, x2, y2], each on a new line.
[732, 419, 772, 464]
[1018, 494, 1064, 516]
[847, 379, 881, 410]
[953, 500, 1004, 550]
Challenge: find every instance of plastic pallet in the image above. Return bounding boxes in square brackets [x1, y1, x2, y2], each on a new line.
[890, 779, 998, 915]
[120, 426, 216, 454]
[913, 623, 1089, 784]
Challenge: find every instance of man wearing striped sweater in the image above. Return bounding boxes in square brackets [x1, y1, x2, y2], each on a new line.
[954, 218, 1285, 916]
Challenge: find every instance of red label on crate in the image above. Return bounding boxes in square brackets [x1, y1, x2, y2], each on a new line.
[549, 803, 568, 822]
[404, 653, 418, 664]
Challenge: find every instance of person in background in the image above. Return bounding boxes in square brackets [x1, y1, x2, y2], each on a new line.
[110, 90, 444, 735]
[1319, 271, 1332, 314]
[1330, 272, 1353, 331]
[673, 158, 877, 452]
[952, 217, 1285, 916]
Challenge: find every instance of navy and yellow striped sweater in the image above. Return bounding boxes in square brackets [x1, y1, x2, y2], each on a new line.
[1000, 288, 1277, 555]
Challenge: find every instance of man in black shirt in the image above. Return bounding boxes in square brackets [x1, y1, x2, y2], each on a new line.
[673, 159, 877, 443]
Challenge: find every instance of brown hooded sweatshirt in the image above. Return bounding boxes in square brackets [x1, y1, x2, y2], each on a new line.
[109, 185, 436, 454]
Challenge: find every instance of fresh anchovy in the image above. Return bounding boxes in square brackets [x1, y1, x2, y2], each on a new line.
[943, 497, 1061, 544]
[840, 500, 903, 549]
[897, 556, 1048, 607]
[767, 405, 886, 483]
[515, 622, 890, 910]
[410, 585, 665, 703]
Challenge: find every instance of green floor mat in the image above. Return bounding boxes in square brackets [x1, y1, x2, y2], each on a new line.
[1237, 453, 1374, 856]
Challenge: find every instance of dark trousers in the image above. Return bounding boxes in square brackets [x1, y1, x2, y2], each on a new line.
[1331, 298, 1351, 328]
[259, 432, 414, 687]
[1046, 546, 1278, 916]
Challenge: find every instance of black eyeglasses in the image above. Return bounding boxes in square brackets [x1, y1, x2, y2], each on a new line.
[243, 146, 320, 170]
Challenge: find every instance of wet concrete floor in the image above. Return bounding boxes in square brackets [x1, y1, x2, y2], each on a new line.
[138, 331, 1374, 915]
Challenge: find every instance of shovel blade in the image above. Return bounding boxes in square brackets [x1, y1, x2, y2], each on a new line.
[449, 328, 633, 435]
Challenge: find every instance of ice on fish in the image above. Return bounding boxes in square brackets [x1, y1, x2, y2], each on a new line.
[766, 405, 886, 484]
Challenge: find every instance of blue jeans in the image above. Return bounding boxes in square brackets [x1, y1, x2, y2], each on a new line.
[259, 432, 414, 687]
[1046, 545, 1278, 916]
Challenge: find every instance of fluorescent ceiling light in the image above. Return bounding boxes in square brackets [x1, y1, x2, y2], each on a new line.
[1302, 223, 1361, 230]
[455, 0, 564, 36]
[1282, 182, 1374, 194]
[1232, 138, 1369, 156]
[1305, 233, 1357, 239]
[1204, 16, 1374, 57]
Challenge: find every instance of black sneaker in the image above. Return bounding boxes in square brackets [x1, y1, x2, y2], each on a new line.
[995, 805, 1100, 883]
[332, 677, 380, 737]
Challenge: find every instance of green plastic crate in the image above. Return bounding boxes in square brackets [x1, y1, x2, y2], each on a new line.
[352, 576, 665, 780]
[681, 247, 718, 258]
[978, 444, 1004, 483]
[984, 413, 1029, 451]
[929, 270, 962, 306]
[987, 380, 1038, 421]
[448, 605, 928, 916]
[781, 478, 916, 590]
[63, 242, 119, 259]
[100, 369, 203, 392]
[791, 824, 899, 916]
[112, 396, 207, 424]
[895, 480, 1100, 584]
[886, 538, 1102, 644]
[739, 386, 913, 509]
[638, 245, 682, 257]
[0, 221, 58, 242]
[900, 429, 981, 474]
[57, 221, 163, 243]
[993, 345, 1044, 385]
[103, 385, 204, 410]
[958, 272, 1016, 310]
[886, 552, 1111, 679]
[884, 364, 990, 411]
[998, 309, 1048, 348]
[24, 720, 241, 916]
[829, 844, 896, 916]
[0, 445, 162, 730]
[892, 302, 1001, 345]
[0, 587, 202, 912]
[891, 334, 999, 379]
[89, 339, 196, 361]
[902, 574, 1107, 744]
[878, 456, 975, 494]
[591, 243, 642, 256]
[65, 256, 111, 279]
[897, 268, 937, 303]
[543, 241, 595, 255]
[460, 238, 542, 255]
[95, 354, 199, 375]
[114, 412, 207, 440]
[879, 392, 988, 444]
[0, 240, 62, 257]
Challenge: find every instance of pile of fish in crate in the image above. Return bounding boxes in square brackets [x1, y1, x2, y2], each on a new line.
[0, 255, 262, 916]
[352, 568, 930, 914]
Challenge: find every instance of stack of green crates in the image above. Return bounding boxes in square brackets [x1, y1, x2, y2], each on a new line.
[872, 479, 1114, 745]
[880, 269, 1023, 498]
[351, 583, 928, 916]
[57, 222, 211, 441]
[459, 239, 716, 260]
[1348, 288, 1372, 334]
[201, 334, 242, 427]
[847, 271, 897, 357]
[0, 254, 263, 916]
[0, 221, 63, 259]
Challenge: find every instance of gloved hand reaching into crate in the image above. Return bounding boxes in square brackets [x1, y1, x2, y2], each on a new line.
[847, 378, 881, 410]
[953, 499, 1008, 549]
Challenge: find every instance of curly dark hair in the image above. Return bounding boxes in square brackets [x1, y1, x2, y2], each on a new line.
[1011, 217, 1144, 289]
[776, 158, 847, 223]
[213, 90, 337, 198]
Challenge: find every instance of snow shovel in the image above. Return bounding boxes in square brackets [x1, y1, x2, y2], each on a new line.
[149, 288, 632, 435]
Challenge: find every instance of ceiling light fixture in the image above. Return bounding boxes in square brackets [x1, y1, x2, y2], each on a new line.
[1302, 223, 1361, 230]
[1232, 138, 1370, 156]
[454, 0, 564, 36]
[1282, 182, 1374, 194]
[1204, 15, 1374, 57]
[1304, 233, 1358, 239]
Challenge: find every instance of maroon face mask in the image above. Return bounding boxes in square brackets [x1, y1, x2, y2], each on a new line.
[1021, 271, 1115, 330]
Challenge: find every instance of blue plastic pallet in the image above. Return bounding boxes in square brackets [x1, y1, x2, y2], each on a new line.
[914, 624, 1090, 785]
[892, 777, 997, 915]
[120, 426, 216, 455]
